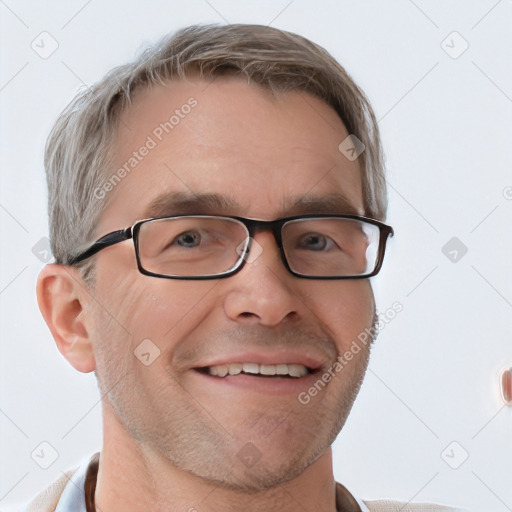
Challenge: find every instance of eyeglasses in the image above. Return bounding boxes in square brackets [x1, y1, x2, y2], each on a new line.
[68, 214, 394, 280]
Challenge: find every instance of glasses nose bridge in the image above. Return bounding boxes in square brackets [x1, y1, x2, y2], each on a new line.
[243, 218, 284, 249]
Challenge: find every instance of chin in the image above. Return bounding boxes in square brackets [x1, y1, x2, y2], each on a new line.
[211, 451, 316, 494]
[207, 426, 334, 494]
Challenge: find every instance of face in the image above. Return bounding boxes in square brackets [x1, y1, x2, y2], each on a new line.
[89, 76, 375, 491]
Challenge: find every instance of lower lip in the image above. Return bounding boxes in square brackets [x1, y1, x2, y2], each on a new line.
[192, 369, 322, 395]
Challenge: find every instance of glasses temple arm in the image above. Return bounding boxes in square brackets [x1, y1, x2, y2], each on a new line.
[67, 228, 132, 265]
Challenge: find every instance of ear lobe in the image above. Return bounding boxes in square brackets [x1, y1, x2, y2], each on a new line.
[36, 264, 96, 373]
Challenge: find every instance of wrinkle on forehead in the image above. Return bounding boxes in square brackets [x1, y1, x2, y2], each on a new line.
[101, 77, 364, 230]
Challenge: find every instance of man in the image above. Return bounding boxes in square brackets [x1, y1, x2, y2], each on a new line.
[28, 24, 466, 512]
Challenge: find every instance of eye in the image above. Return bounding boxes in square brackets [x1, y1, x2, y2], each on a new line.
[298, 233, 336, 251]
[175, 231, 201, 248]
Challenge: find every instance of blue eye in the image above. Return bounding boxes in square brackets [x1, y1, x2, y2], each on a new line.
[175, 231, 201, 248]
[299, 233, 335, 251]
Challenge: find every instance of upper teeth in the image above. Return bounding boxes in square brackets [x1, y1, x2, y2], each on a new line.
[207, 363, 309, 378]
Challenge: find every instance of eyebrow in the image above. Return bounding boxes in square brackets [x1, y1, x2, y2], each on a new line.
[141, 191, 362, 220]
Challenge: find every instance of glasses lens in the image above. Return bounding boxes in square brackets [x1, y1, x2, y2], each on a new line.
[137, 216, 248, 277]
[282, 218, 381, 277]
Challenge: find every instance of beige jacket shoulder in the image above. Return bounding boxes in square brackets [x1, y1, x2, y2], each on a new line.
[20, 470, 74, 512]
[365, 501, 468, 511]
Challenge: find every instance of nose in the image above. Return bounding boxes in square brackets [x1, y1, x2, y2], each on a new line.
[223, 231, 300, 326]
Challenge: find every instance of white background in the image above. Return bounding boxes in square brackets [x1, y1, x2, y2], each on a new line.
[1, 1, 511, 510]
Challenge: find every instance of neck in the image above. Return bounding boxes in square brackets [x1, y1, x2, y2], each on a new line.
[94, 406, 338, 512]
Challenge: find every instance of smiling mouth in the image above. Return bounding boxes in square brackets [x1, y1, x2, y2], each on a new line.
[195, 362, 314, 379]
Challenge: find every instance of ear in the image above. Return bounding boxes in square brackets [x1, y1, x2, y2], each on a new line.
[36, 264, 96, 373]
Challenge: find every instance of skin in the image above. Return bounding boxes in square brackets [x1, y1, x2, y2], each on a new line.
[37, 76, 376, 512]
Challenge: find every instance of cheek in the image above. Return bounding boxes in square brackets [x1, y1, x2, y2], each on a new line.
[342, 280, 374, 321]
[302, 280, 375, 346]
[92, 259, 219, 352]
[127, 280, 221, 338]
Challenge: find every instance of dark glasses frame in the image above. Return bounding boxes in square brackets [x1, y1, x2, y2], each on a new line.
[67, 214, 394, 280]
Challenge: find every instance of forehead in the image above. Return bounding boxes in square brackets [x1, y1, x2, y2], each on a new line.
[101, 76, 364, 231]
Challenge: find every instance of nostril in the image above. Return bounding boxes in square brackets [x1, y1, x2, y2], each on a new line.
[237, 311, 261, 323]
